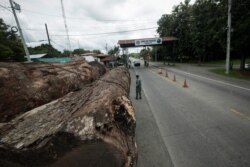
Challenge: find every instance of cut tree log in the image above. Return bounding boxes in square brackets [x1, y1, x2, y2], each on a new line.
[0, 67, 137, 167]
[0, 60, 106, 122]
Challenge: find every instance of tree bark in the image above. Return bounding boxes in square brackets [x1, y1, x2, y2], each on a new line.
[0, 67, 137, 167]
[0, 60, 106, 122]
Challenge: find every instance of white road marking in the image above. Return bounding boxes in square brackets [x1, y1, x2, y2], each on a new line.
[166, 68, 250, 91]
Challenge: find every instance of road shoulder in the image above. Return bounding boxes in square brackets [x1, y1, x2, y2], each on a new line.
[129, 69, 174, 167]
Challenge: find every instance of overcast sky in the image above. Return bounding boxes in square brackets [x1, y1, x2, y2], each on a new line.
[0, 0, 194, 53]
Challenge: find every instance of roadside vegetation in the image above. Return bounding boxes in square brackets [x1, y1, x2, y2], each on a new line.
[204, 58, 250, 65]
[210, 68, 250, 81]
[0, 18, 24, 61]
[0, 18, 102, 61]
[155, 0, 250, 71]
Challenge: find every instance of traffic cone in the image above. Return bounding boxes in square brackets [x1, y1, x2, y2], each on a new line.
[183, 79, 188, 88]
[173, 74, 176, 82]
[165, 70, 168, 77]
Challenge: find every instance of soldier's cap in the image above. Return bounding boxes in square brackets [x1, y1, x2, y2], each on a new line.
[136, 75, 139, 78]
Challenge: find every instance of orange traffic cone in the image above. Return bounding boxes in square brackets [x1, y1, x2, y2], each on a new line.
[173, 74, 176, 82]
[165, 70, 168, 77]
[183, 79, 188, 88]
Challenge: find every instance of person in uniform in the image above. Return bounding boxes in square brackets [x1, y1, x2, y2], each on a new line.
[136, 75, 142, 100]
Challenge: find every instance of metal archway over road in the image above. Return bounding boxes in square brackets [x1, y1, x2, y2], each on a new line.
[118, 36, 178, 67]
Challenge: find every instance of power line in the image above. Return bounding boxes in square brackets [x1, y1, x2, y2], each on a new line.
[21, 21, 157, 31]
[0, 4, 12, 12]
[50, 27, 157, 37]
[51, 30, 157, 40]
[51, 40, 66, 50]
[22, 24, 156, 33]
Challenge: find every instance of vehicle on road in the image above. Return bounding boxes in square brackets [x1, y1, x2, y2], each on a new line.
[245, 63, 250, 70]
[134, 60, 141, 67]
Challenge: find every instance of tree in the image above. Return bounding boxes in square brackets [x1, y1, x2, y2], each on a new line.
[231, 0, 250, 70]
[171, 0, 193, 62]
[93, 49, 101, 54]
[157, 0, 193, 63]
[0, 44, 13, 60]
[156, 0, 250, 70]
[108, 46, 120, 56]
[129, 53, 140, 58]
[191, 0, 227, 64]
[157, 14, 174, 37]
[62, 50, 71, 56]
[72, 48, 86, 55]
[0, 18, 24, 61]
[28, 44, 62, 57]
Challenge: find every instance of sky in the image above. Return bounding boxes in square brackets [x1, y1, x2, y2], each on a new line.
[0, 0, 194, 53]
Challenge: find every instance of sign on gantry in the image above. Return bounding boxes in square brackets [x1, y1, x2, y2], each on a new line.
[135, 38, 162, 46]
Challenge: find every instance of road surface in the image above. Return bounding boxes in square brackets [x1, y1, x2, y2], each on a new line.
[131, 63, 250, 167]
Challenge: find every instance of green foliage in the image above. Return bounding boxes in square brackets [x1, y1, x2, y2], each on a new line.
[72, 48, 86, 55]
[139, 48, 148, 59]
[28, 44, 62, 57]
[108, 46, 120, 56]
[0, 18, 24, 61]
[157, 0, 250, 69]
[210, 68, 250, 81]
[72, 48, 102, 55]
[92, 49, 101, 54]
[0, 44, 13, 59]
[129, 53, 140, 58]
[62, 50, 71, 56]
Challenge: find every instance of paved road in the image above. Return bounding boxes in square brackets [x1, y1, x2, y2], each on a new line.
[154, 62, 250, 89]
[132, 64, 250, 167]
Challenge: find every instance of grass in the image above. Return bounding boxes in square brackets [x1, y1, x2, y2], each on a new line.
[205, 59, 250, 65]
[205, 59, 227, 65]
[210, 68, 250, 81]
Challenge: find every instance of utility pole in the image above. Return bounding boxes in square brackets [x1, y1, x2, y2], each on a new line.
[105, 43, 108, 54]
[9, 0, 30, 61]
[154, 46, 157, 62]
[45, 23, 52, 56]
[45, 23, 51, 46]
[60, 0, 71, 52]
[78, 40, 80, 49]
[225, 0, 232, 74]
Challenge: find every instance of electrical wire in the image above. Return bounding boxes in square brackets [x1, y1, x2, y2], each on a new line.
[50, 27, 157, 37]
[51, 40, 66, 50]
[21, 22, 157, 31]
[0, 4, 12, 12]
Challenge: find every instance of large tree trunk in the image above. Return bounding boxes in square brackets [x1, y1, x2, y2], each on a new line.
[0, 67, 137, 167]
[0, 61, 106, 122]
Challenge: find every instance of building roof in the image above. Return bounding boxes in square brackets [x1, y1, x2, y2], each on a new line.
[96, 54, 110, 58]
[81, 53, 97, 56]
[82, 56, 96, 62]
[27, 53, 47, 59]
[101, 56, 117, 62]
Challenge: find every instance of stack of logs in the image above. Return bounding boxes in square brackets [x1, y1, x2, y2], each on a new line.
[0, 60, 105, 122]
[0, 61, 137, 167]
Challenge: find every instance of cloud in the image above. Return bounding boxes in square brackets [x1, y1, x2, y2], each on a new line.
[0, 0, 192, 53]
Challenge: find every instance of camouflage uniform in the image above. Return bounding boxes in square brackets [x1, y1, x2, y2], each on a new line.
[136, 77, 141, 99]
